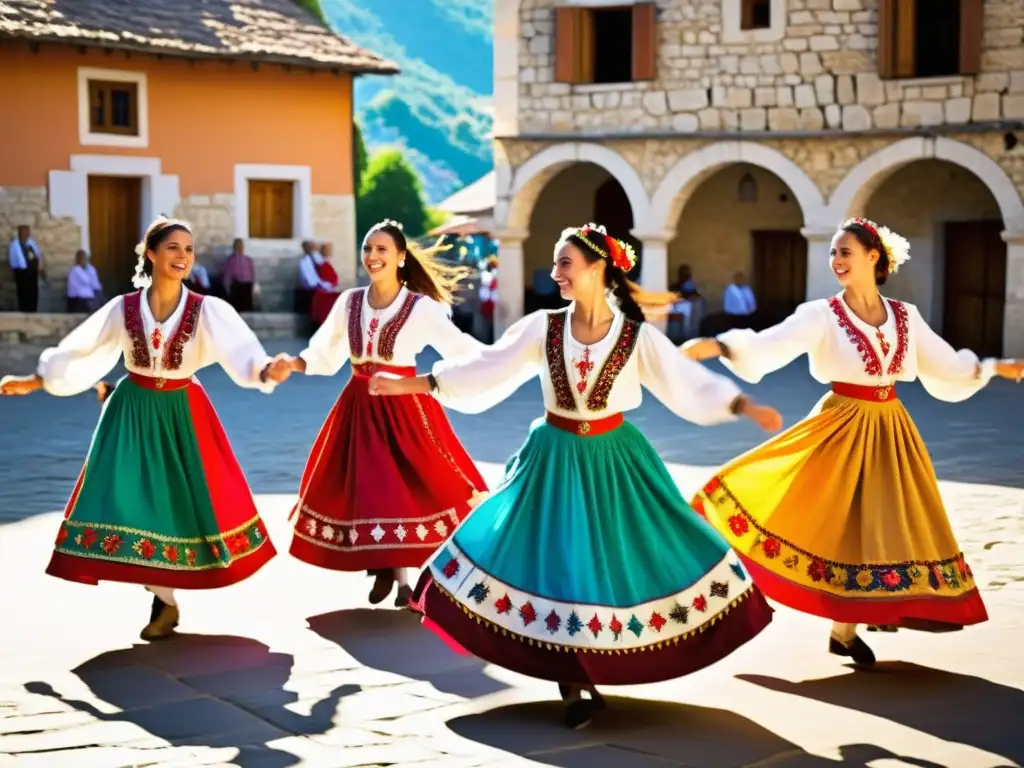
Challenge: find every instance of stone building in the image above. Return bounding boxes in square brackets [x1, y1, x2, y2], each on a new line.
[0, 0, 396, 311]
[491, 0, 1024, 356]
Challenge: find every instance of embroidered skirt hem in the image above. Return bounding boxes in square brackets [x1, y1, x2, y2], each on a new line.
[692, 391, 987, 631]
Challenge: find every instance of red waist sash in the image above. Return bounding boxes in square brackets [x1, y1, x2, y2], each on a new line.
[831, 382, 898, 402]
[128, 372, 193, 391]
[351, 361, 416, 379]
[545, 411, 624, 436]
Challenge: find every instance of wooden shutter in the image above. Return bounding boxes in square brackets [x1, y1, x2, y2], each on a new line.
[959, 0, 983, 75]
[876, 0, 896, 77]
[631, 3, 657, 81]
[248, 180, 294, 239]
[555, 6, 582, 83]
[894, 0, 916, 78]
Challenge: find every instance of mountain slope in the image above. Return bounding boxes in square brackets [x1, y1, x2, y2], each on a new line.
[320, 0, 494, 203]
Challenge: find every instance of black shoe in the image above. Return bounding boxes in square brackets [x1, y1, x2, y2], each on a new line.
[394, 584, 413, 608]
[564, 698, 596, 730]
[368, 572, 394, 605]
[589, 688, 607, 710]
[829, 635, 876, 665]
[866, 624, 898, 632]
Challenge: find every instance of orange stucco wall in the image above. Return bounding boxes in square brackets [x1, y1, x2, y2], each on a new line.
[0, 43, 354, 196]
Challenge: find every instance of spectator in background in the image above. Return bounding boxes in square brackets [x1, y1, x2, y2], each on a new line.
[187, 261, 211, 294]
[722, 271, 757, 330]
[296, 240, 330, 316]
[477, 254, 498, 343]
[8, 224, 45, 312]
[668, 264, 705, 342]
[65, 249, 103, 312]
[221, 238, 256, 312]
[310, 241, 341, 328]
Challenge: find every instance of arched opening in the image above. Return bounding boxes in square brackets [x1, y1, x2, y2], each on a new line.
[522, 163, 639, 313]
[861, 159, 1006, 356]
[667, 163, 805, 338]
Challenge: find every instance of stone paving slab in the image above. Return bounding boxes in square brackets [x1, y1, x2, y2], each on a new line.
[1, 467, 1024, 768]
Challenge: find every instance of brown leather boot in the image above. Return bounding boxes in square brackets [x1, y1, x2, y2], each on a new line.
[368, 570, 395, 604]
[141, 596, 179, 641]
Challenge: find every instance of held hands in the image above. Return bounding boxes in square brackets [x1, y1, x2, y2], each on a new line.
[737, 398, 784, 433]
[0, 374, 42, 396]
[263, 354, 300, 384]
[681, 338, 722, 361]
[995, 359, 1024, 383]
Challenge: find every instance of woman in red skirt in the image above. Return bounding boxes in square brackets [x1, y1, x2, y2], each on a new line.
[268, 219, 487, 606]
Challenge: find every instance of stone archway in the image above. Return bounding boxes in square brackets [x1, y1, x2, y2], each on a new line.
[825, 137, 1024, 230]
[644, 142, 827, 329]
[647, 142, 827, 235]
[492, 143, 652, 333]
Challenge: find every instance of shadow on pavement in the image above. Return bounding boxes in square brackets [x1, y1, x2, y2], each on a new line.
[306, 607, 509, 700]
[739, 662, 1024, 766]
[22, 634, 358, 767]
[446, 696, 947, 767]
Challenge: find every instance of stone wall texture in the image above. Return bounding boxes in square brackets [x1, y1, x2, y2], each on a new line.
[516, 0, 1024, 134]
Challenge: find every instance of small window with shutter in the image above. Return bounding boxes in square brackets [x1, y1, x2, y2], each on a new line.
[877, 0, 982, 79]
[555, 3, 658, 85]
[741, 0, 772, 30]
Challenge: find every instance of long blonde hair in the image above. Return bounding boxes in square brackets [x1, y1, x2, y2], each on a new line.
[365, 221, 474, 305]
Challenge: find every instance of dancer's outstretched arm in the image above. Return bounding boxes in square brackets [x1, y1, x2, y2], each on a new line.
[368, 311, 545, 413]
[911, 304, 1022, 401]
[1, 296, 123, 397]
[682, 301, 826, 384]
[639, 322, 782, 432]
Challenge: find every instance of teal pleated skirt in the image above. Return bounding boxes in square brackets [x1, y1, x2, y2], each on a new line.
[414, 417, 773, 685]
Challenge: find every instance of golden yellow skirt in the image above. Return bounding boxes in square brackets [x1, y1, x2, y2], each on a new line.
[692, 384, 987, 630]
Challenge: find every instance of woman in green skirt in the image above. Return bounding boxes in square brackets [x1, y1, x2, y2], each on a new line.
[368, 223, 782, 728]
[0, 217, 288, 641]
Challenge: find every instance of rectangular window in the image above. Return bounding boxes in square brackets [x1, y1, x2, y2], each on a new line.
[248, 180, 295, 239]
[555, 3, 657, 85]
[741, 0, 772, 30]
[88, 80, 139, 136]
[877, 0, 982, 78]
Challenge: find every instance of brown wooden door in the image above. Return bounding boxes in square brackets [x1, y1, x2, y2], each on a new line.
[752, 230, 807, 326]
[943, 220, 1005, 357]
[88, 176, 142, 295]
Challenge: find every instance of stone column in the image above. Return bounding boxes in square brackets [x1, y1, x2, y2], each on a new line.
[631, 229, 676, 332]
[1002, 230, 1024, 357]
[493, 228, 528, 337]
[802, 226, 837, 301]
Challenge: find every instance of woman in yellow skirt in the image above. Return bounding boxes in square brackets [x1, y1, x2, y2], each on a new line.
[683, 218, 1024, 665]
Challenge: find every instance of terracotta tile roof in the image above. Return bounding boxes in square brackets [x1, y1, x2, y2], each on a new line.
[0, 0, 399, 74]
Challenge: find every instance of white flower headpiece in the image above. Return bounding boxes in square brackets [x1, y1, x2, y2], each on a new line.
[133, 216, 192, 256]
[844, 218, 910, 274]
[373, 219, 404, 231]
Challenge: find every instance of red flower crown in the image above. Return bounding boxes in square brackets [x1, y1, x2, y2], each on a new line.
[573, 224, 637, 272]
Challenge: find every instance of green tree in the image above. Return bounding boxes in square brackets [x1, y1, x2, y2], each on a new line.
[295, 0, 328, 25]
[357, 148, 430, 240]
[353, 122, 368, 191]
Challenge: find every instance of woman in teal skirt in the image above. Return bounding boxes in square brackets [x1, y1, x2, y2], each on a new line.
[0, 217, 288, 641]
[368, 224, 782, 728]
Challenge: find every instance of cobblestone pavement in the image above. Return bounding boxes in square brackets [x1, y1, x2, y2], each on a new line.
[1, 342, 1023, 767]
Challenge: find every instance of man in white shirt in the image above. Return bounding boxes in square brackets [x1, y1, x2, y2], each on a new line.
[66, 249, 103, 312]
[722, 271, 757, 329]
[8, 224, 46, 312]
[295, 240, 331, 316]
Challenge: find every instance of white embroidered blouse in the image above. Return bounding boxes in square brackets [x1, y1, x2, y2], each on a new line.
[432, 303, 743, 424]
[717, 294, 997, 402]
[299, 286, 484, 376]
[36, 289, 276, 397]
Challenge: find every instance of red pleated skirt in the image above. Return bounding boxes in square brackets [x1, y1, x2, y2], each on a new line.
[289, 364, 486, 571]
